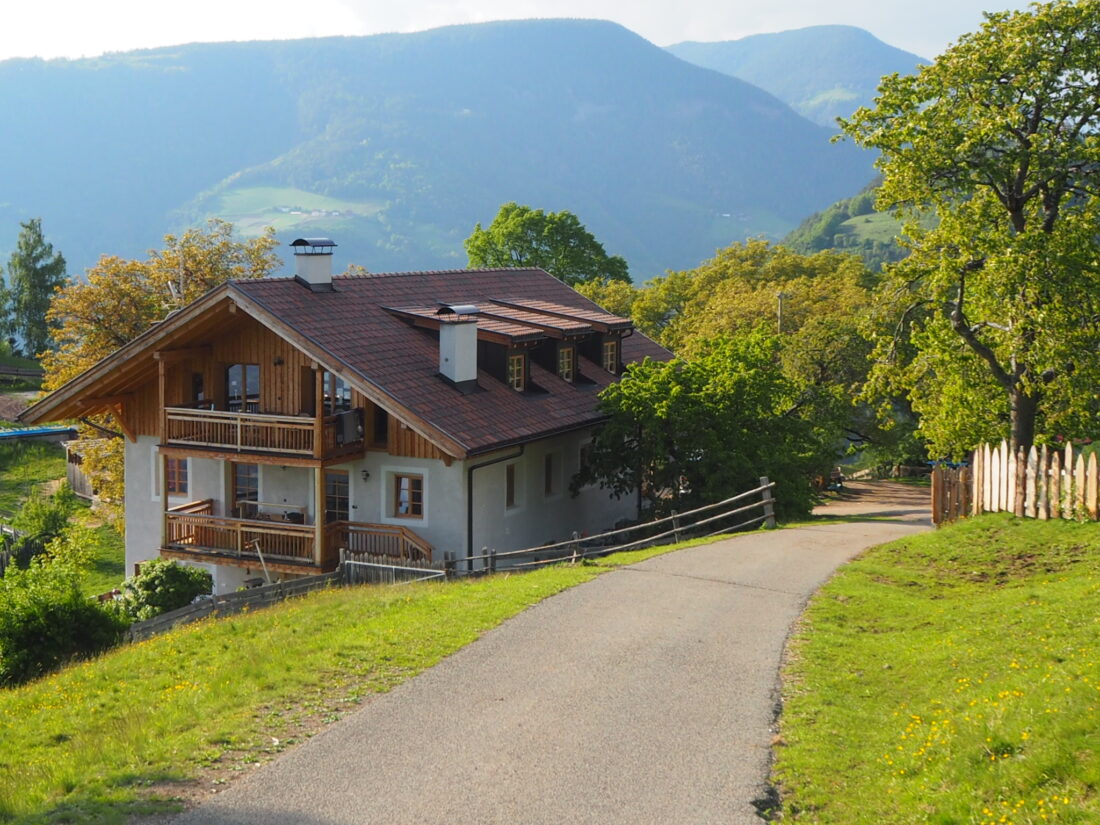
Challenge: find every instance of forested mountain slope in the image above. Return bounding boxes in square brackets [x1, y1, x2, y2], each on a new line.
[0, 19, 872, 278]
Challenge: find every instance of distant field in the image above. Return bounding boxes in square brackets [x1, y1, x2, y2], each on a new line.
[835, 210, 906, 245]
[203, 186, 386, 237]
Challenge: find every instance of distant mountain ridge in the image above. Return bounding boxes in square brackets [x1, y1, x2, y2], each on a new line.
[666, 25, 927, 127]
[0, 19, 874, 278]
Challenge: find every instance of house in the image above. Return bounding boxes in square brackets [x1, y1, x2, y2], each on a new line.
[20, 240, 670, 593]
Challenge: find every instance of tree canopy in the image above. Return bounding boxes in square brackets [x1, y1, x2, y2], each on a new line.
[465, 202, 630, 285]
[42, 220, 280, 512]
[842, 0, 1100, 455]
[1, 218, 67, 357]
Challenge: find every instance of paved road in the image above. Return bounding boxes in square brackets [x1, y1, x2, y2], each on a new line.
[173, 484, 929, 825]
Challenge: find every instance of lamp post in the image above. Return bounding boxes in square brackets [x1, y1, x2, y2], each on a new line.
[776, 291, 789, 334]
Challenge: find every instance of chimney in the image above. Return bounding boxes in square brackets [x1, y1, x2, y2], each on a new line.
[436, 304, 479, 390]
[290, 238, 336, 291]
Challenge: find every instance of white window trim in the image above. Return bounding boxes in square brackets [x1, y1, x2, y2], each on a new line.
[380, 464, 430, 528]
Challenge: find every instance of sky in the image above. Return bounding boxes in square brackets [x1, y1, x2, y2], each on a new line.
[1, 0, 1033, 64]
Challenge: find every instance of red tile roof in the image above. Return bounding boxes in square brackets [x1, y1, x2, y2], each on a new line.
[231, 268, 671, 457]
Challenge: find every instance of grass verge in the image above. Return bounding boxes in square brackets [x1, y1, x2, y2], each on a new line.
[0, 534, 725, 824]
[0, 442, 65, 518]
[774, 513, 1100, 824]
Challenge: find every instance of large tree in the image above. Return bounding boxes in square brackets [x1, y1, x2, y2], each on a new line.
[465, 202, 630, 285]
[42, 220, 280, 514]
[842, 0, 1100, 455]
[3, 218, 67, 357]
[573, 331, 831, 520]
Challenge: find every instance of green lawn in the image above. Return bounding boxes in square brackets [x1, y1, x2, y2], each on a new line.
[0, 537, 715, 824]
[0, 442, 66, 519]
[774, 514, 1100, 825]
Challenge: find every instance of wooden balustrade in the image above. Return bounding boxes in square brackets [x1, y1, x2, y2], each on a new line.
[163, 406, 364, 458]
[164, 408, 317, 455]
[165, 511, 316, 562]
[326, 521, 433, 564]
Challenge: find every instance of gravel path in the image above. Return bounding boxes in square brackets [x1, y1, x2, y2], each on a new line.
[171, 483, 929, 825]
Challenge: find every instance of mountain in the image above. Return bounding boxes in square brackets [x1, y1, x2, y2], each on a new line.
[783, 179, 913, 271]
[666, 25, 927, 128]
[0, 19, 873, 279]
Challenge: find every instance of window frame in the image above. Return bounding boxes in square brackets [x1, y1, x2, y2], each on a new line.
[226, 363, 261, 413]
[393, 473, 424, 519]
[505, 463, 517, 509]
[557, 345, 575, 382]
[165, 457, 189, 496]
[601, 339, 619, 374]
[231, 462, 259, 517]
[325, 469, 350, 523]
[507, 352, 526, 392]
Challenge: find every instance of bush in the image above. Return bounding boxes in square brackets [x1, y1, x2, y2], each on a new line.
[118, 558, 212, 621]
[0, 559, 127, 686]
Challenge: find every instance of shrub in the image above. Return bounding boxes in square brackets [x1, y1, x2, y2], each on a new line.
[0, 559, 127, 686]
[118, 558, 212, 621]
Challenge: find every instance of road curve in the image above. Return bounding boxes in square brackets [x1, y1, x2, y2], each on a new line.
[172, 484, 929, 825]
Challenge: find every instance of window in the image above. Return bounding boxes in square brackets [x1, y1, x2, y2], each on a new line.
[579, 443, 593, 474]
[557, 346, 574, 382]
[226, 364, 260, 412]
[232, 463, 259, 517]
[322, 371, 352, 416]
[325, 470, 349, 523]
[166, 457, 188, 495]
[544, 454, 555, 496]
[191, 372, 205, 403]
[506, 463, 517, 508]
[372, 406, 389, 448]
[602, 340, 619, 374]
[394, 474, 424, 518]
[507, 353, 525, 392]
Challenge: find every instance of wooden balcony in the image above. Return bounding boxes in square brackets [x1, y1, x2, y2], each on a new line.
[163, 500, 433, 572]
[164, 406, 363, 459]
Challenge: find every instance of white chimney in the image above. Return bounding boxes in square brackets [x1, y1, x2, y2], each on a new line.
[290, 238, 336, 291]
[437, 304, 479, 386]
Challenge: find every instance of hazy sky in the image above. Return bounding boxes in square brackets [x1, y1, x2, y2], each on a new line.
[2, 1, 1032, 63]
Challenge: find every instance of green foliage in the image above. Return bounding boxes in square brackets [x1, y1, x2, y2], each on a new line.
[117, 558, 212, 622]
[842, 0, 1100, 454]
[0, 441, 66, 521]
[2, 218, 67, 358]
[776, 514, 1100, 823]
[10, 483, 76, 542]
[0, 557, 127, 687]
[465, 202, 630, 285]
[574, 330, 829, 519]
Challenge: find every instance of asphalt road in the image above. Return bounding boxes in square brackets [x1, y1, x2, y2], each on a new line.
[172, 484, 929, 825]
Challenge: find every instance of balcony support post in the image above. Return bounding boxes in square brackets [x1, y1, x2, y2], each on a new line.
[314, 465, 325, 566]
[313, 368, 325, 459]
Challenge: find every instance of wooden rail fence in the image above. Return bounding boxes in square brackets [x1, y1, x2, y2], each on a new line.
[932, 440, 1099, 525]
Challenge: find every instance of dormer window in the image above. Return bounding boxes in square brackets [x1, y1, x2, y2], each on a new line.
[602, 339, 619, 374]
[557, 346, 575, 382]
[507, 353, 526, 392]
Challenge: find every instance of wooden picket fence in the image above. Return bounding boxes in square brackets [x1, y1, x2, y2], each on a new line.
[932, 440, 1099, 525]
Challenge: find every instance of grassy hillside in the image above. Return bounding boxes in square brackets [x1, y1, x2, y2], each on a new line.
[0, 20, 872, 280]
[667, 25, 926, 128]
[775, 514, 1100, 823]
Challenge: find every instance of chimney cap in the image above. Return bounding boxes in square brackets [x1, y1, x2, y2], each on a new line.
[436, 302, 478, 318]
[291, 238, 337, 254]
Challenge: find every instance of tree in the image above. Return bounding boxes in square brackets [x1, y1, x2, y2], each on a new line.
[572, 331, 830, 520]
[2, 218, 67, 357]
[841, 0, 1100, 455]
[41, 220, 281, 513]
[117, 558, 212, 621]
[465, 202, 630, 285]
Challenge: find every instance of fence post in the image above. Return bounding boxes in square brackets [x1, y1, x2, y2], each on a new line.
[671, 510, 681, 543]
[759, 476, 776, 528]
[444, 552, 456, 580]
[488, 548, 496, 574]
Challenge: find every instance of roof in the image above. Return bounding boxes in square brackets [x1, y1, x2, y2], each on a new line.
[23, 267, 672, 459]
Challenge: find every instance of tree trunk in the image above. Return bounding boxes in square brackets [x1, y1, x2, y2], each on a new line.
[1010, 389, 1039, 454]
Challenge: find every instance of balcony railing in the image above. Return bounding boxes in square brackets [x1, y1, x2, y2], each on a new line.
[164, 502, 432, 569]
[326, 521, 434, 563]
[164, 407, 363, 458]
[165, 508, 316, 564]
